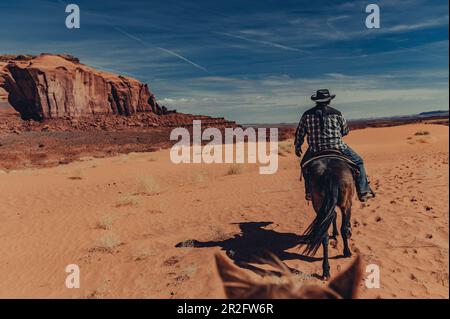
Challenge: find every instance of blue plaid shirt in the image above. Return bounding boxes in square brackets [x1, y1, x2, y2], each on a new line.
[295, 105, 349, 153]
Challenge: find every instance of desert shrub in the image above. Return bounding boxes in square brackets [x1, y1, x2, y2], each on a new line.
[209, 225, 228, 241]
[278, 140, 293, 156]
[94, 232, 122, 253]
[96, 215, 113, 230]
[226, 164, 244, 176]
[135, 176, 161, 195]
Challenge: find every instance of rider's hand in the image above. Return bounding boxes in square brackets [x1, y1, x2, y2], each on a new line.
[295, 147, 302, 157]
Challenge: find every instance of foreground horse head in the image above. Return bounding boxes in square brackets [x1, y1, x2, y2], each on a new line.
[302, 157, 355, 279]
[215, 253, 362, 299]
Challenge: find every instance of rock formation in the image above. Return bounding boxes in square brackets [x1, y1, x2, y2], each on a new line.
[0, 59, 9, 103]
[0, 87, 7, 103]
[0, 54, 155, 120]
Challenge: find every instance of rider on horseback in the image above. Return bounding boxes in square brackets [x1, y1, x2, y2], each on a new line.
[295, 89, 375, 202]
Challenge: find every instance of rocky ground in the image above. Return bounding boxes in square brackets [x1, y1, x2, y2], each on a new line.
[0, 108, 237, 170]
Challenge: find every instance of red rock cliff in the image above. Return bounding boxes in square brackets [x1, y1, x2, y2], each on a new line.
[0, 54, 155, 120]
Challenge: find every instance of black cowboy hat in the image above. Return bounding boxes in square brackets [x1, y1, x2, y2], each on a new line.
[311, 89, 336, 103]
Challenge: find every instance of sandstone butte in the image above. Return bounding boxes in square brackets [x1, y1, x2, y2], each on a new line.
[0, 53, 158, 120]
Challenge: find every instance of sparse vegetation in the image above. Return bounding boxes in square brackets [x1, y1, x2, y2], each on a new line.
[209, 225, 228, 241]
[226, 164, 244, 176]
[135, 176, 162, 195]
[278, 140, 294, 156]
[94, 232, 122, 253]
[87, 280, 111, 299]
[96, 215, 113, 230]
[181, 265, 197, 277]
[414, 131, 430, 136]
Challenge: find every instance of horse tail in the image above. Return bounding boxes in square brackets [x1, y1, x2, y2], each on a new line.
[302, 174, 339, 256]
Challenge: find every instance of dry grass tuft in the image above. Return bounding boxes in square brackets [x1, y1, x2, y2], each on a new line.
[414, 130, 430, 136]
[87, 280, 111, 299]
[93, 232, 122, 253]
[96, 215, 113, 230]
[135, 176, 162, 196]
[278, 140, 293, 157]
[226, 164, 244, 176]
[209, 225, 229, 241]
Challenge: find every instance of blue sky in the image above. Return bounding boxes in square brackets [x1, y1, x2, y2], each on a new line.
[0, 0, 448, 123]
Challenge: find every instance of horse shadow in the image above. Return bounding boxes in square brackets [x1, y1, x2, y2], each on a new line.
[175, 221, 323, 277]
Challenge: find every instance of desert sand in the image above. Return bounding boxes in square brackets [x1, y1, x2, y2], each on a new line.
[0, 123, 448, 298]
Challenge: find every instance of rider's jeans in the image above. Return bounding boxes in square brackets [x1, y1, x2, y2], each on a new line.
[301, 147, 370, 195]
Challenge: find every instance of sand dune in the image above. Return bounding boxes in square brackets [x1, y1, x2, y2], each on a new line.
[0, 123, 448, 298]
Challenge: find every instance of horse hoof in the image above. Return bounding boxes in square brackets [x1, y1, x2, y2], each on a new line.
[343, 250, 352, 258]
[322, 273, 330, 281]
[330, 238, 338, 249]
[346, 229, 352, 239]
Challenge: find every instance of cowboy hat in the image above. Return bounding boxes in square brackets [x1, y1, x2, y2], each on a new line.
[311, 89, 336, 103]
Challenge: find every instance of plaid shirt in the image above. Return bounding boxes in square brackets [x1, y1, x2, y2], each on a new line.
[295, 105, 349, 153]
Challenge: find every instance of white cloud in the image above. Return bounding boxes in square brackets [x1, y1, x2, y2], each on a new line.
[387, 15, 449, 32]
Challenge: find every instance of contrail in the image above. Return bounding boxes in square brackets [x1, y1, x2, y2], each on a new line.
[156, 47, 209, 73]
[45, 1, 210, 74]
[114, 27, 209, 73]
[216, 32, 303, 52]
[113, 27, 148, 46]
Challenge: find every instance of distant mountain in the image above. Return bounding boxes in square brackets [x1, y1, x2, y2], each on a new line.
[419, 110, 449, 117]
[244, 110, 449, 127]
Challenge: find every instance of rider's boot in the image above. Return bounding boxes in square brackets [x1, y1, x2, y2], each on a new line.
[358, 186, 376, 202]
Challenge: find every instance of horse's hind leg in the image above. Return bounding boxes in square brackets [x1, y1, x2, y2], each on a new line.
[322, 234, 330, 279]
[341, 206, 352, 257]
[331, 210, 339, 240]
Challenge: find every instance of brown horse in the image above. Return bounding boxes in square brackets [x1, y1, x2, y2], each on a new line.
[215, 252, 362, 299]
[301, 157, 355, 279]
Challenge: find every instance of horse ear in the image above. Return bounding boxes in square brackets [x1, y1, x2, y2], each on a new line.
[328, 255, 363, 299]
[214, 253, 254, 299]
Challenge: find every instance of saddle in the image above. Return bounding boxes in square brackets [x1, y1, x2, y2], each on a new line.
[301, 150, 360, 179]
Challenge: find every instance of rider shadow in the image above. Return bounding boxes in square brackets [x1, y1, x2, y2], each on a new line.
[175, 221, 322, 277]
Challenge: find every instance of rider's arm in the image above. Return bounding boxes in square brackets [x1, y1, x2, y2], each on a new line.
[294, 115, 307, 153]
[341, 115, 349, 137]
